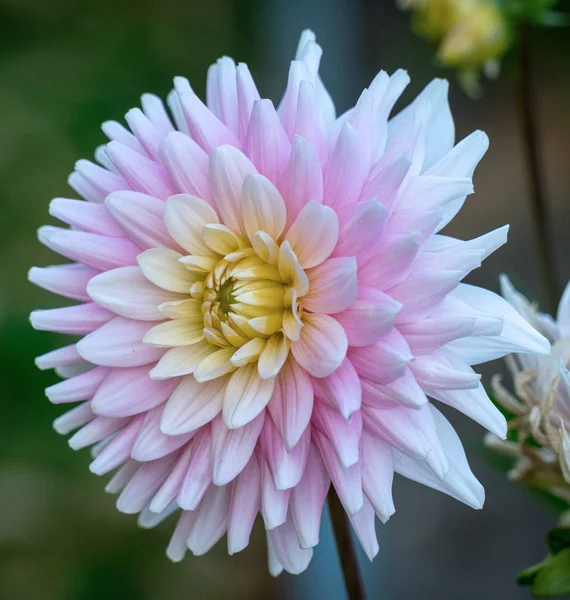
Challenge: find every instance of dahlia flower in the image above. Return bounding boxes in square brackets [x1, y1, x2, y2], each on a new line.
[486, 277, 570, 497]
[30, 30, 549, 575]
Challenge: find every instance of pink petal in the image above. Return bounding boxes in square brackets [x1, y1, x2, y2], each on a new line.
[29, 264, 97, 302]
[91, 366, 176, 417]
[361, 431, 395, 522]
[267, 358, 314, 449]
[293, 81, 327, 166]
[69, 159, 127, 203]
[228, 454, 261, 554]
[291, 313, 348, 378]
[141, 93, 175, 136]
[268, 514, 313, 575]
[177, 427, 212, 510]
[30, 303, 113, 335]
[290, 442, 330, 548]
[393, 405, 484, 509]
[116, 453, 178, 514]
[392, 270, 464, 322]
[349, 497, 379, 561]
[332, 199, 389, 264]
[323, 122, 366, 210]
[159, 131, 211, 202]
[38, 226, 140, 271]
[68, 414, 128, 450]
[89, 416, 144, 475]
[281, 135, 323, 230]
[166, 511, 197, 563]
[124, 108, 164, 160]
[363, 403, 449, 478]
[236, 63, 261, 141]
[312, 401, 362, 468]
[335, 286, 401, 347]
[187, 483, 232, 556]
[260, 418, 311, 491]
[311, 357, 362, 419]
[161, 375, 227, 435]
[149, 443, 194, 513]
[53, 401, 94, 436]
[45, 366, 109, 404]
[261, 457, 291, 530]
[361, 367, 427, 409]
[131, 405, 193, 461]
[360, 153, 411, 212]
[211, 411, 265, 486]
[87, 266, 182, 321]
[105, 190, 181, 251]
[77, 317, 164, 367]
[35, 343, 83, 371]
[209, 144, 257, 236]
[207, 57, 239, 134]
[49, 198, 125, 236]
[314, 429, 363, 515]
[358, 232, 422, 289]
[409, 349, 481, 391]
[174, 76, 240, 152]
[348, 329, 412, 384]
[107, 140, 175, 199]
[285, 201, 339, 268]
[399, 315, 475, 355]
[303, 257, 358, 315]
[246, 99, 290, 184]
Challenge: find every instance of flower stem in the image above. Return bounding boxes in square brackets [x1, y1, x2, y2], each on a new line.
[328, 489, 366, 600]
[516, 24, 559, 314]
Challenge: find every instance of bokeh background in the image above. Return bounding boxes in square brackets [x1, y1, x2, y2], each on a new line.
[1, 0, 570, 598]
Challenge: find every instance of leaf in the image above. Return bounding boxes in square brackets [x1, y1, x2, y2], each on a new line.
[517, 558, 549, 586]
[547, 527, 570, 555]
[533, 548, 570, 597]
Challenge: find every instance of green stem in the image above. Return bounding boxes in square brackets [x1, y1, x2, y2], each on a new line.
[516, 24, 559, 314]
[328, 489, 366, 600]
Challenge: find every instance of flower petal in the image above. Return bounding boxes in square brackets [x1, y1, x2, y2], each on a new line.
[161, 375, 227, 435]
[285, 201, 339, 268]
[163, 193, 219, 256]
[303, 257, 357, 315]
[291, 313, 348, 378]
[77, 317, 164, 367]
[209, 144, 258, 236]
[211, 411, 265, 485]
[87, 266, 183, 321]
[138, 248, 200, 293]
[242, 173, 287, 241]
[223, 362, 275, 428]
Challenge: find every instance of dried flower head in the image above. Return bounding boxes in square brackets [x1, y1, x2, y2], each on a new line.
[486, 276, 570, 502]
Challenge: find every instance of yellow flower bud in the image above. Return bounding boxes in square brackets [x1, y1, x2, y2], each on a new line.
[438, 1, 510, 69]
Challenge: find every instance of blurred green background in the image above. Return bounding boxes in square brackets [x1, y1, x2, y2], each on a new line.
[1, 0, 570, 598]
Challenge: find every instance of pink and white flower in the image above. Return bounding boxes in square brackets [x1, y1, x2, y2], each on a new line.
[30, 30, 549, 574]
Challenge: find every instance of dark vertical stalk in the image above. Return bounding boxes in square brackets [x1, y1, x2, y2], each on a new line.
[516, 24, 559, 313]
[328, 489, 366, 600]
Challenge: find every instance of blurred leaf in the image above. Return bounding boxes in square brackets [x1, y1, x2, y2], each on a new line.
[547, 527, 570, 554]
[517, 558, 548, 586]
[533, 548, 570, 596]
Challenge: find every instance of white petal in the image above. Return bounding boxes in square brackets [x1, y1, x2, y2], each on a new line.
[138, 248, 199, 293]
[163, 193, 219, 256]
[242, 173, 287, 241]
